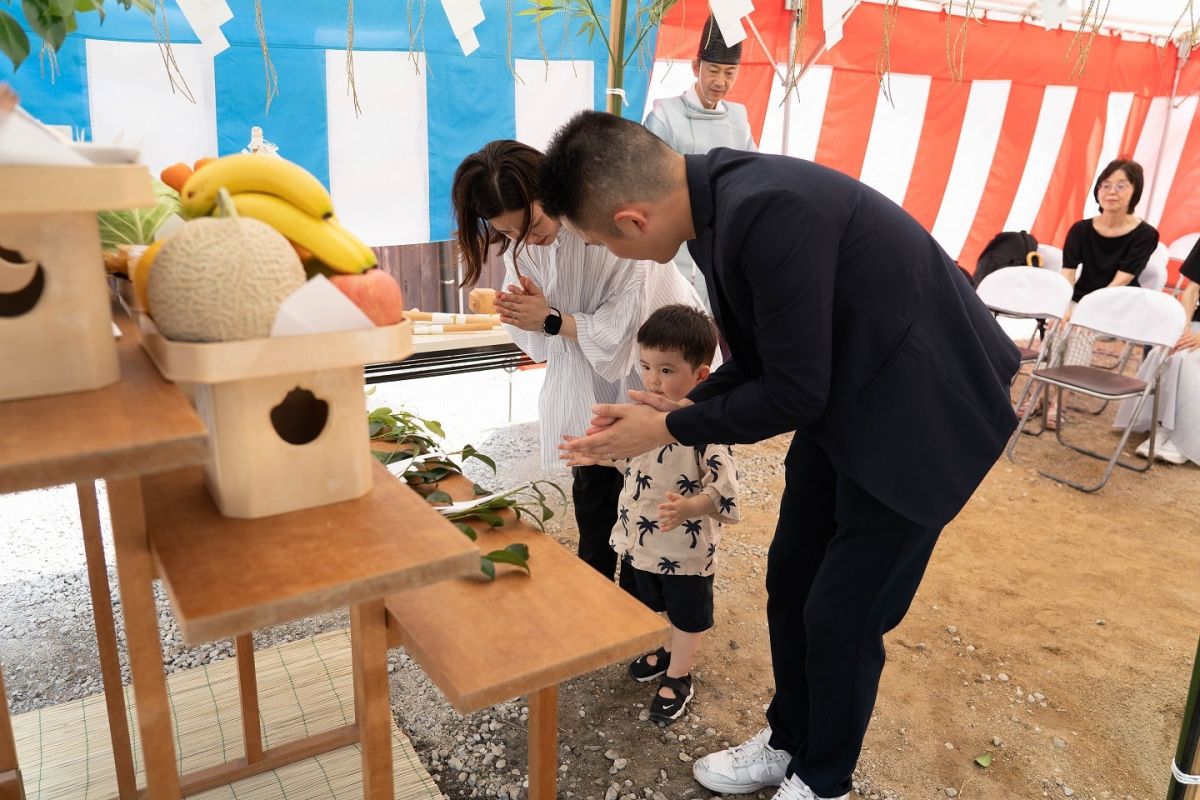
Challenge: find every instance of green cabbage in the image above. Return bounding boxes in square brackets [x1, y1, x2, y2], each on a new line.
[97, 178, 181, 249]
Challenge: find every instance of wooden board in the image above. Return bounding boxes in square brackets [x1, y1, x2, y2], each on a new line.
[138, 316, 414, 384]
[409, 328, 512, 355]
[386, 476, 669, 713]
[145, 463, 480, 645]
[0, 308, 207, 494]
[0, 165, 154, 215]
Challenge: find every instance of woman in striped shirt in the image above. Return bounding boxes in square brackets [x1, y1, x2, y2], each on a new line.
[452, 139, 710, 590]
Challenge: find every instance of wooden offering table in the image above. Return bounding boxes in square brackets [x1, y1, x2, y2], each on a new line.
[139, 463, 480, 798]
[0, 309, 208, 800]
[385, 476, 669, 800]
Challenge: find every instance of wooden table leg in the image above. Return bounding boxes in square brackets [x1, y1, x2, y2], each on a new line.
[235, 634, 264, 764]
[350, 599, 393, 800]
[107, 476, 182, 798]
[527, 685, 558, 800]
[76, 480, 139, 799]
[0, 668, 25, 800]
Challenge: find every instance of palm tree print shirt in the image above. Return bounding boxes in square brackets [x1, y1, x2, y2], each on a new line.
[610, 444, 741, 576]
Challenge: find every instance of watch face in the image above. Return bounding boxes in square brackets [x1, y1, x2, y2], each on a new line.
[543, 312, 562, 335]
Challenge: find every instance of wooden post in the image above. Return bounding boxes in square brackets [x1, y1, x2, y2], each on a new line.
[76, 480, 139, 799]
[351, 599, 394, 800]
[235, 635, 264, 764]
[0, 667, 24, 800]
[1167, 637, 1200, 800]
[605, 0, 629, 115]
[108, 476, 183, 798]
[527, 686, 558, 800]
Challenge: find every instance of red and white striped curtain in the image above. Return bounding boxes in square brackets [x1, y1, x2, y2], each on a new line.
[648, 3, 1200, 281]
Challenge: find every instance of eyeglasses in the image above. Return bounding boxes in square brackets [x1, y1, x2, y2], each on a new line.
[1099, 181, 1132, 192]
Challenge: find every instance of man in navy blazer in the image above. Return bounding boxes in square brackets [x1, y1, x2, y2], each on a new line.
[544, 111, 1020, 800]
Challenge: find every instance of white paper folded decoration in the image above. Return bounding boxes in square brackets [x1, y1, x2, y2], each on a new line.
[1039, 0, 1069, 29]
[441, 0, 486, 56]
[270, 275, 375, 337]
[822, 0, 855, 49]
[708, 0, 750, 47]
[176, 0, 234, 56]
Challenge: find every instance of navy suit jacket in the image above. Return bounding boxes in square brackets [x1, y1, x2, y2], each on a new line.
[665, 150, 1021, 528]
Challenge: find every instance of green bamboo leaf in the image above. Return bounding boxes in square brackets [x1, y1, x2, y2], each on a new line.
[975, 752, 992, 768]
[454, 522, 478, 541]
[22, 0, 69, 51]
[74, 0, 103, 20]
[423, 419, 446, 438]
[426, 490, 453, 504]
[480, 557, 496, 580]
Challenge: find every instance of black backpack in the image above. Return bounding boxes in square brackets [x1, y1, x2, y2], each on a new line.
[972, 230, 1042, 287]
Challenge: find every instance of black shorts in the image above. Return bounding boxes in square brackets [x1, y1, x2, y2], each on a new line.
[625, 556, 714, 633]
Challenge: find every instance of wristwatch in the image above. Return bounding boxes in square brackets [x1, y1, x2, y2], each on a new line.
[542, 307, 563, 336]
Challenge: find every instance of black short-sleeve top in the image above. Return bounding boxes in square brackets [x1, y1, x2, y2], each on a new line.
[1062, 219, 1160, 304]
[1181, 238, 1200, 323]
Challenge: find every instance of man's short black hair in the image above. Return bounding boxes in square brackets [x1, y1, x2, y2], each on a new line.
[637, 305, 718, 369]
[540, 110, 675, 233]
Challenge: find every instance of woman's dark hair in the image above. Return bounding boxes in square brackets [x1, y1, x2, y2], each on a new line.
[1093, 159, 1144, 214]
[451, 140, 543, 287]
[637, 305, 718, 369]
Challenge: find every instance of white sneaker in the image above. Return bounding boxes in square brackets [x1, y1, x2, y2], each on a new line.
[693, 726, 791, 794]
[771, 774, 850, 800]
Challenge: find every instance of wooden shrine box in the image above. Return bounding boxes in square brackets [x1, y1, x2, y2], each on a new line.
[139, 316, 414, 518]
[0, 165, 154, 402]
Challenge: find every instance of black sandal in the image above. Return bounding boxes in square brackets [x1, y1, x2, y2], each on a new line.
[649, 673, 693, 724]
[629, 646, 671, 682]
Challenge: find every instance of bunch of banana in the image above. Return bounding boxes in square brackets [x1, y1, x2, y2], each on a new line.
[183, 154, 376, 274]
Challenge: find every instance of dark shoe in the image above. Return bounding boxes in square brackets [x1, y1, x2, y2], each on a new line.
[629, 647, 670, 682]
[649, 673, 693, 724]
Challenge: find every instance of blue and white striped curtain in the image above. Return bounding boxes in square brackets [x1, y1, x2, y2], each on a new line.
[1, 1, 657, 246]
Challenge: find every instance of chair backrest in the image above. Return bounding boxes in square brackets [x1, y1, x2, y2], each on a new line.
[1138, 242, 1170, 292]
[1038, 244, 1064, 274]
[976, 266, 1074, 320]
[1070, 286, 1187, 348]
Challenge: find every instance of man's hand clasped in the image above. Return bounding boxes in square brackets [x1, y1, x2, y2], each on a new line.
[559, 390, 691, 463]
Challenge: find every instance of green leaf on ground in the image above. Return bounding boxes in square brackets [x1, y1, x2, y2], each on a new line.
[975, 752, 992, 768]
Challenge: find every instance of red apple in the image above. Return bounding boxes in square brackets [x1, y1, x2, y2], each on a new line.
[329, 268, 405, 326]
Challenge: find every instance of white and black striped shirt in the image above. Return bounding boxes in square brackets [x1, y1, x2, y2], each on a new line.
[503, 227, 713, 469]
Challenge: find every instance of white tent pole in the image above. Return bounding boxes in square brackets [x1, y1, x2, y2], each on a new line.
[1144, 46, 1188, 224]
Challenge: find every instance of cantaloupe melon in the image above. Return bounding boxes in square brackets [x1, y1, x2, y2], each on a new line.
[148, 214, 304, 342]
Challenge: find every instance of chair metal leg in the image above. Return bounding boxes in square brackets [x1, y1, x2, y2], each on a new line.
[1038, 383, 1160, 492]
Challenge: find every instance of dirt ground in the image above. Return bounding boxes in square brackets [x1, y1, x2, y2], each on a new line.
[436, 389, 1199, 800]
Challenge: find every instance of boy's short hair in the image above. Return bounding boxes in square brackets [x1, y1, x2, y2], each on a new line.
[637, 305, 718, 369]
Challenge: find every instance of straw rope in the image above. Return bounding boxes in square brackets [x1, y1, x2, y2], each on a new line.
[10, 630, 440, 799]
[782, 0, 811, 105]
[149, 0, 196, 104]
[944, 0, 978, 84]
[255, 0, 280, 115]
[875, 0, 902, 105]
[1065, 0, 1111, 79]
[346, 0, 363, 117]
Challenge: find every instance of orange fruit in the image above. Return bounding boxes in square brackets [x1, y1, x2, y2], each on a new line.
[193, 156, 217, 172]
[132, 238, 167, 313]
[159, 162, 193, 192]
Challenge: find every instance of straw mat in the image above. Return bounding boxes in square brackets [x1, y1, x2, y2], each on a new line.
[10, 628, 441, 799]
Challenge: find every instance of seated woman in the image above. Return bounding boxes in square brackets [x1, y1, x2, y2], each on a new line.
[451, 139, 708, 589]
[1116, 237, 1200, 465]
[1046, 159, 1160, 426]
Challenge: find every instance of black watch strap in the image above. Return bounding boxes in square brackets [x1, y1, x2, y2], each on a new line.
[542, 307, 563, 336]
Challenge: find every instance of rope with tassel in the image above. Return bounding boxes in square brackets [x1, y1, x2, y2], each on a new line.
[346, 0, 362, 117]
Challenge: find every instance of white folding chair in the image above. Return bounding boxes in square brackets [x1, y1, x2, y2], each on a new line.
[1037, 244, 1064, 274]
[977, 267, 1074, 432]
[1139, 241, 1170, 293]
[1006, 286, 1187, 492]
[977, 266, 1073, 363]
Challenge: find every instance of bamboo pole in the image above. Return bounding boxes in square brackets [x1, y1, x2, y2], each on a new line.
[605, 0, 629, 115]
[1167, 637, 1200, 800]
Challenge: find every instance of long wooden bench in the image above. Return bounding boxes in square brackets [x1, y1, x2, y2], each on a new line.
[385, 475, 668, 800]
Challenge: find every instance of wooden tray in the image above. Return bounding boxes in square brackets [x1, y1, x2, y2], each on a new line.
[137, 316, 413, 383]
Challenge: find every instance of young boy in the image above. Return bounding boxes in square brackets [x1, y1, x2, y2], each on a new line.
[568, 305, 739, 723]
